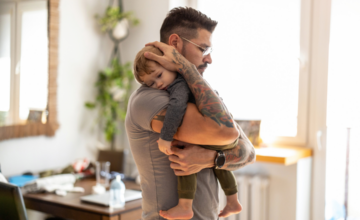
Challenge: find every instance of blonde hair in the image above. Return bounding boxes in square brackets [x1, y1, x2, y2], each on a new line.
[133, 46, 163, 84]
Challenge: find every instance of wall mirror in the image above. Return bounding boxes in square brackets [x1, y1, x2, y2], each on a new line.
[0, 0, 59, 141]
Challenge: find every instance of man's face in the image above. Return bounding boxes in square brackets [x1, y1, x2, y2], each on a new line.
[181, 29, 213, 76]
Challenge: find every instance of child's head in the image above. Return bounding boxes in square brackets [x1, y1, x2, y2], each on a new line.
[134, 46, 177, 90]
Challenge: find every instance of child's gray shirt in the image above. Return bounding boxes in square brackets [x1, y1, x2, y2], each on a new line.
[160, 75, 196, 141]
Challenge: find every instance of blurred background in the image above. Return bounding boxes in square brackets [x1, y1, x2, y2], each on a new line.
[0, 0, 359, 219]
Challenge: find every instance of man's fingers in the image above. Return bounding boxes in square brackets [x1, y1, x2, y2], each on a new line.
[166, 149, 173, 155]
[145, 41, 166, 51]
[172, 140, 187, 146]
[168, 154, 181, 163]
[144, 52, 162, 63]
[170, 147, 185, 159]
[174, 169, 188, 176]
[170, 162, 181, 170]
[145, 41, 155, 46]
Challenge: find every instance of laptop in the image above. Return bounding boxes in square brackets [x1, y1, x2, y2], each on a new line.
[81, 189, 142, 206]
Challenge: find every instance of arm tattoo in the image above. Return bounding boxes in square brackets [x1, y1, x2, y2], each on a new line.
[225, 149, 255, 170]
[171, 49, 234, 128]
[221, 124, 256, 170]
[153, 109, 166, 122]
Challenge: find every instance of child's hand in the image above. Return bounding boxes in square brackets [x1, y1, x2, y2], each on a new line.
[158, 138, 173, 155]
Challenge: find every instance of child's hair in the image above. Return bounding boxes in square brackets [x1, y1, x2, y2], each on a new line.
[133, 46, 164, 84]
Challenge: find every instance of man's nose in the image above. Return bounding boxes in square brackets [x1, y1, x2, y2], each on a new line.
[203, 53, 212, 64]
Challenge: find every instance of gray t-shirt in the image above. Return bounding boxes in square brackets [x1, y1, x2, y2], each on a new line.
[125, 86, 219, 220]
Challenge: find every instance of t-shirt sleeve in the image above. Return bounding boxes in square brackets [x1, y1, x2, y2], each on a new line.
[128, 86, 170, 132]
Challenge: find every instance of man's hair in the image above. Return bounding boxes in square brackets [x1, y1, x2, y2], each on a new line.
[133, 46, 163, 84]
[160, 7, 218, 43]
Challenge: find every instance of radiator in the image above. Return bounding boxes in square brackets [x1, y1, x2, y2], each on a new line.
[219, 175, 269, 220]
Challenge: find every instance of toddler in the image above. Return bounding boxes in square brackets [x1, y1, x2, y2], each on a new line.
[133, 46, 242, 219]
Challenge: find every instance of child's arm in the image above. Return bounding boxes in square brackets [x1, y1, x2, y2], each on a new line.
[158, 77, 190, 155]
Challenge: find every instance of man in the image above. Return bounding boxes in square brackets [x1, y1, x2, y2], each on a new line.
[125, 7, 255, 220]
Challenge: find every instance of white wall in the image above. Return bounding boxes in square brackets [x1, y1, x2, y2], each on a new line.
[236, 157, 312, 220]
[0, 0, 169, 177]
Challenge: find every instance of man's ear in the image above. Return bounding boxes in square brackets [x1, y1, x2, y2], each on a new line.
[168, 34, 183, 53]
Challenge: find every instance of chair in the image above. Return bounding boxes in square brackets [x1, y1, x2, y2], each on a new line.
[0, 182, 28, 220]
[97, 149, 128, 173]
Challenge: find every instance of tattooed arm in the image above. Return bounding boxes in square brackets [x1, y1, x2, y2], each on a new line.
[221, 123, 256, 171]
[145, 41, 237, 132]
[152, 103, 238, 146]
[146, 41, 254, 175]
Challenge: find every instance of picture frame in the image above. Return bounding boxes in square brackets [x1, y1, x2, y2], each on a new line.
[27, 110, 44, 123]
[235, 120, 261, 146]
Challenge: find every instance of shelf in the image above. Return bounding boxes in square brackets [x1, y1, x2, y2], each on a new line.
[255, 145, 312, 165]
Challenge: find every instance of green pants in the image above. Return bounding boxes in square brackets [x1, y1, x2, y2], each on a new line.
[177, 139, 238, 199]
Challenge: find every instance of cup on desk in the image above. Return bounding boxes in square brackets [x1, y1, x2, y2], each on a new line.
[96, 161, 110, 188]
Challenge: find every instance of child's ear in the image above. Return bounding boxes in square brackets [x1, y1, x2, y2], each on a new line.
[168, 34, 183, 53]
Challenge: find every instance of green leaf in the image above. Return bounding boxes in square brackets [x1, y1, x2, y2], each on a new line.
[85, 57, 135, 143]
[85, 102, 96, 109]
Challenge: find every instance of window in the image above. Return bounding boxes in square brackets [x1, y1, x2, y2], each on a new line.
[326, 0, 360, 218]
[0, 3, 14, 126]
[0, 1, 48, 125]
[197, 0, 311, 145]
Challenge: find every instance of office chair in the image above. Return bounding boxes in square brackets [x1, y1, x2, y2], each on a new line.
[0, 182, 28, 220]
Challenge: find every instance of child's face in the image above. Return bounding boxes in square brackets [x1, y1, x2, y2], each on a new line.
[140, 61, 177, 90]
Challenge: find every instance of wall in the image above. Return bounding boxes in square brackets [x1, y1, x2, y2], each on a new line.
[236, 157, 312, 220]
[113, 0, 170, 176]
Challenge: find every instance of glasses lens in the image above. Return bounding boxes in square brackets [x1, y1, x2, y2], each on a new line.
[203, 47, 213, 56]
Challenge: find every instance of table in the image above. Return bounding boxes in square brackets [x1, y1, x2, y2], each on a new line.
[23, 179, 142, 220]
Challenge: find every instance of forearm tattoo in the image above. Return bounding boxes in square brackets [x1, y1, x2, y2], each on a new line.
[223, 145, 256, 170]
[171, 49, 234, 128]
[153, 109, 166, 122]
[221, 124, 256, 170]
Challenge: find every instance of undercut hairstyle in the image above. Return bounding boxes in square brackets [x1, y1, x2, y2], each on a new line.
[160, 7, 218, 43]
[133, 46, 163, 84]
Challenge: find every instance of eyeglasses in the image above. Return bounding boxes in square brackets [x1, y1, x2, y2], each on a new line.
[181, 37, 213, 56]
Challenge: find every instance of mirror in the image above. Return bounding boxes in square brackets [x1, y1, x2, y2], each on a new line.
[0, 0, 59, 141]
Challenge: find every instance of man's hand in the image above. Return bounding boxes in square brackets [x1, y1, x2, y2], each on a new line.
[144, 41, 194, 73]
[158, 138, 173, 155]
[169, 140, 217, 176]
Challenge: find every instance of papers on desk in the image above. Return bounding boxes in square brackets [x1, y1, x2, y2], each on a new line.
[81, 189, 142, 206]
[23, 174, 84, 196]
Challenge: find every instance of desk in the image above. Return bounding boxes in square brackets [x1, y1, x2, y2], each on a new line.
[23, 179, 142, 220]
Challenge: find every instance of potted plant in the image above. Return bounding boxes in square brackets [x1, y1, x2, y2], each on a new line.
[86, 2, 139, 150]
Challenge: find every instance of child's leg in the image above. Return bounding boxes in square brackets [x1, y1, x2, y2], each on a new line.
[214, 169, 242, 218]
[159, 174, 196, 220]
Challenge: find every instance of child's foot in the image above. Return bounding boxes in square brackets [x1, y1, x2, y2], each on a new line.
[218, 194, 243, 218]
[159, 199, 194, 220]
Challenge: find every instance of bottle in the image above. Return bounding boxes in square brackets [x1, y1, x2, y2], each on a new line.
[109, 174, 125, 208]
